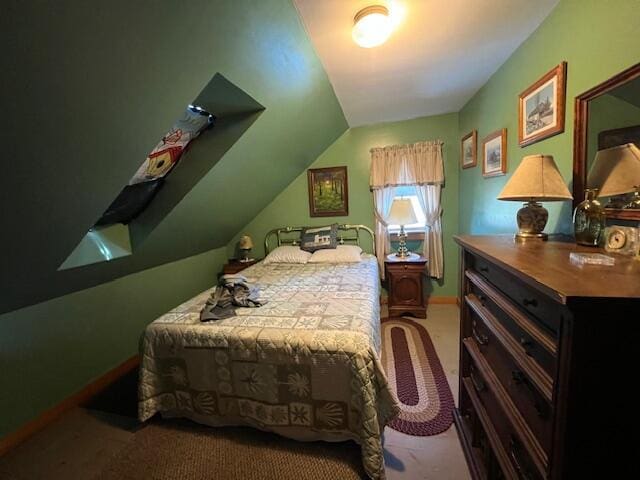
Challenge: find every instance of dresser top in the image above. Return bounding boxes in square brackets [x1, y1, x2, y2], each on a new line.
[455, 235, 640, 302]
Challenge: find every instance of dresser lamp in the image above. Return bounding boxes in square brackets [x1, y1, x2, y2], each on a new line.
[238, 235, 254, 262]
[387, 198, 418, 257]
[588, 143, 640, 208]
[497, 154, 572, 240]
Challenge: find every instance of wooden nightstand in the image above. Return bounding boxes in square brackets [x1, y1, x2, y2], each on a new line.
[222, 258, 261, 274]
[384, 253, 427, 318]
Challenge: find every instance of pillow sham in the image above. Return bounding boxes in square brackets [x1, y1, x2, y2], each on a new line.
[308, 245, 363, 263]
[263, 246, 312, 264]
[300, 224, 338, 252]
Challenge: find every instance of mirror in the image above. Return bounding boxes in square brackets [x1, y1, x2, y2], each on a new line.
[573, 62, 640, 221]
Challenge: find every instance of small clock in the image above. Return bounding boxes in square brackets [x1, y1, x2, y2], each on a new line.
[603, 226, 640, 256]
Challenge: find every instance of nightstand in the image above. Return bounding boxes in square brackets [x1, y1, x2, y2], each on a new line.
[222, 258, 261, 274]
[384, 253, 427, 318]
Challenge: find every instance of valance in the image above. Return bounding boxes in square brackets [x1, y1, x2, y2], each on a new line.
[369, 141, 444, 189]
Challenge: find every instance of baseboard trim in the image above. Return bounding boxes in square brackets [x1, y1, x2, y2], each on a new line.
[427, 296, 459, 305]
[0, 354, 140, 457]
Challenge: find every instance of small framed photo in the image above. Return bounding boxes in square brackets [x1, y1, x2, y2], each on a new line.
[519, 62, 567, 147]
[307, 166, 349, 217]
[460, 130, 477, 169]
[482, 129, 507, 177]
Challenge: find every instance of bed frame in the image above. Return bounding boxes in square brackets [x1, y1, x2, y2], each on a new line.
[264, 224, 375, 255]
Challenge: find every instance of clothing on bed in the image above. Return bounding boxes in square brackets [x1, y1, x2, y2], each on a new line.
[200, 274, 266, 322]
[139, 255, 399, 479]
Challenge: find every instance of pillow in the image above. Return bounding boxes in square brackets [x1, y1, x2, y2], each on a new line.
[263, 246, 312, 264]
[308, 245, 363, 263]
[300, 224, 338, 252]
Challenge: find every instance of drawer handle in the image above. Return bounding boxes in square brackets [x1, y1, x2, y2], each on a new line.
[522, 297, 538, 308]
[511, 370, 550, 419]
[509, 436, 533, 480]
[471, 320, 489, 346]
[478, 266, 489, 273]
[519, 337, 534, 356]
[469, 368, 486, 393]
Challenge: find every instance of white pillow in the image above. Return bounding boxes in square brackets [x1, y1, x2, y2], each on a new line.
[308, 245, 363, 263]
[263, 246, 312, 264]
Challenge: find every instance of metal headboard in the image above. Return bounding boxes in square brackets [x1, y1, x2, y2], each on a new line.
[264, 224, 376, 255]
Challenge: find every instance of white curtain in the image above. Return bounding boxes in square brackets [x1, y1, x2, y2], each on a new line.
[370, 140, 444, 279]
[416, 184, 444, 279]
[372, 186, 396, 277]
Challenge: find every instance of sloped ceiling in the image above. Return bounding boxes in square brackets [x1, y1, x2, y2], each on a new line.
[294, 0, 559, 126]
[0, 0, 347, 313]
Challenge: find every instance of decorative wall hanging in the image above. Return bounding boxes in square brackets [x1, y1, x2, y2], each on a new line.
[518, 62, 567, 147]
[307, 166, 349, 217]
[482, 129, 507, 177]
[460, 130, 477, 169]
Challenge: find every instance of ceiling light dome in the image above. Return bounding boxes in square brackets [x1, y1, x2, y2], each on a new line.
[352, 5, 392, 48]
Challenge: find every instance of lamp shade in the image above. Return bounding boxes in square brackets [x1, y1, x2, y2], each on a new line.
[498, 154, 572, 201]
[387, 198, 418, 225]
[587, 143, 640, 197]
[239, 235, 253, 249]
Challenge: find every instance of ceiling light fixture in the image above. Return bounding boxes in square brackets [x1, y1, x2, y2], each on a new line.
[352, 5, 393, 48]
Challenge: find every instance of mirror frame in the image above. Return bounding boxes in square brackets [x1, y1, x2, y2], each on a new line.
[572, 62, 640, 221]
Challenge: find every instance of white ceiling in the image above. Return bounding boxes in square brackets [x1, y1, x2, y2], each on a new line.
[294, 0, 559, 127]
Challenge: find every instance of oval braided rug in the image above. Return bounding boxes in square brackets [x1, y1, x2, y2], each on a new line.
[381, 317, 455, 436]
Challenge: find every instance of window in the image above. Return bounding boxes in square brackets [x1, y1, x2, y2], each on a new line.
[388, 185, 426, 233]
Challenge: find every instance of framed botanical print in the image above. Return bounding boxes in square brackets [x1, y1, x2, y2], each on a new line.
[460, 130, 477, 169]
[482, 129, 507, 177]
[307, 166, 349, 217]
[519, 62, 567, 147]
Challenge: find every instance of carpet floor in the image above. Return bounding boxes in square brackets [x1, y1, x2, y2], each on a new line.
[93, 419, 366, 480]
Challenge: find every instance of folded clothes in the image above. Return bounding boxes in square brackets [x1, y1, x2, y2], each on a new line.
[200, 274, 266, 322]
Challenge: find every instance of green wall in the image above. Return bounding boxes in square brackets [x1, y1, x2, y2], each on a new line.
[458, 0, 640, 235]
[0, 247, 227, 438]
[0, 0, 347, 313]
[0, 0, 347, 439]
[228, 113, 460, 296]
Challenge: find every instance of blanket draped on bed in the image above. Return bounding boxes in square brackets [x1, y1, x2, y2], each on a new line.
[139, 256, 400, 479]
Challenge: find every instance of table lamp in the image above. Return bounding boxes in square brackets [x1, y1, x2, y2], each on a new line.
[238, 235, 254, 262]
[587, 143, 640, 208]
[387, 198, 418, 257]
[497, 154, 572, 240]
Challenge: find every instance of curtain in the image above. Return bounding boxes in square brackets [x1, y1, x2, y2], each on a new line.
[370, 141, 444, 188]
[369, 140, 444, 278]
[416, 184, 443, 279]
[372, 186, 396, 277]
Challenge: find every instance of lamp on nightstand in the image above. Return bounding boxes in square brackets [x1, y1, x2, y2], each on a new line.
[387, 198, 418, 258]
[497, 154, 572, 240]
[238, 235, 254, 262]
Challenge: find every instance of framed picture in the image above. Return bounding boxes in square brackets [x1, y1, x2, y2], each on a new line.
[482, 129, 507, 177]
[460, 130, 477, 168]
[518, 61, 567, 147]
[307, 166, 349, 217]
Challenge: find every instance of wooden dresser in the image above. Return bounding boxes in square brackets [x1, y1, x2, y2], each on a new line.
[454, 235, 640, 480]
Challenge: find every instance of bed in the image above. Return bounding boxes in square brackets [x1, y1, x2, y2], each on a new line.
[138, 225, 399, 479]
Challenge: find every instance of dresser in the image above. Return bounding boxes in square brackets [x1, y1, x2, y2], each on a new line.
[454, 235, 640, 480]
[385, 254, 428, 318]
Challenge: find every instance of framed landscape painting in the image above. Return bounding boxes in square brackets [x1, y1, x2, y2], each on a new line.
[518, 62, 567, 147]
[482, 129, 507, 177]
[460, 130, 477, 168]
[307, 166, 349, 217]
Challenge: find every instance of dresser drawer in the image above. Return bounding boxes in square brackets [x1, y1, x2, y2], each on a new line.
[467, 270, 557, 379]
[466, 295, 553, 456]
[463, 339, 546, 480]
[469, 253, 564, 336]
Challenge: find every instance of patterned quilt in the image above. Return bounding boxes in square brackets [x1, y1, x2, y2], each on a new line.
[138, 255, 400, 479]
